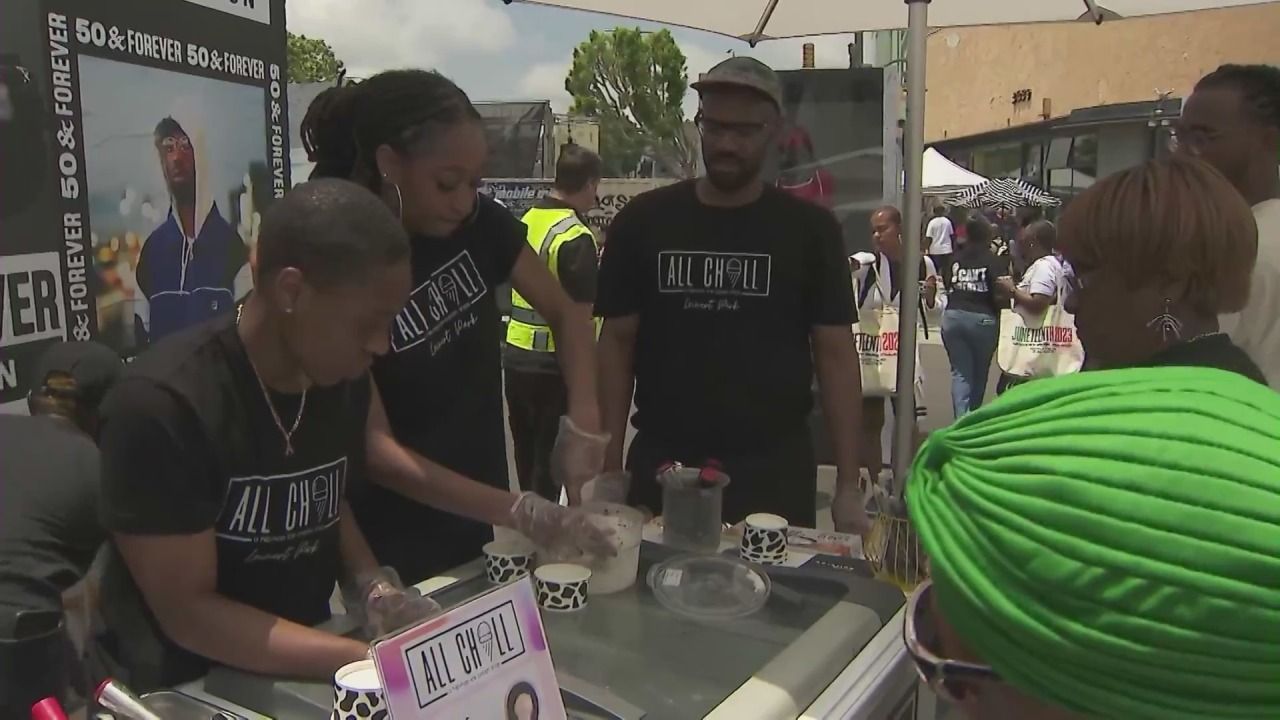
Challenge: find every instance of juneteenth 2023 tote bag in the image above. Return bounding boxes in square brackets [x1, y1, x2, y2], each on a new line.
[854, 301, 901, 396]
[853, 258, 936, 397]
[997, 279, 1084, 379]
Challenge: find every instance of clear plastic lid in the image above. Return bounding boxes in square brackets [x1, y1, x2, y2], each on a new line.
[646, 554, 771, 620]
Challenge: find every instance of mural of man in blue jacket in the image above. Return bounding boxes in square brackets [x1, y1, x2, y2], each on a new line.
[134, 116, 248, 346]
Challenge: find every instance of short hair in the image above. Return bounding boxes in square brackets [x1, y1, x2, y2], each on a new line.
[1058, 155, 1256, 315]
[554, 144, 603, 193]
[1024, 220, 1057, 252]
[153, 116, 186, 142]
[505, 681, 539, 718]
[874, 205, 902, 226]
[1195, 63, 1280, 129]
[965, 213, 993, 247]
[932, 205, 948, 216]
[255, 178, 410, 289]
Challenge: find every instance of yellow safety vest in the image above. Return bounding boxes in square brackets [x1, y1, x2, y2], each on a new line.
[506, 206, 601, 352]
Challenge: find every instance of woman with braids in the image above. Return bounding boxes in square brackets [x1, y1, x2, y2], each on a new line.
[1178, 63, 1280, 388]
[302, 70, 610, 582]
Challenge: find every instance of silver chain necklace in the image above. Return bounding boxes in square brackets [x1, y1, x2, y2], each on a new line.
[236, 304, 307, 457]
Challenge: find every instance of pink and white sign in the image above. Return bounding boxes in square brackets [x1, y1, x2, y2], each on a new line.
[371, 578, 566, 719]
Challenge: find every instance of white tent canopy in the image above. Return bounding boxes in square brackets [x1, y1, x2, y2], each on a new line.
[922, 147, 986, 194]
[510, 1, 1275, 42]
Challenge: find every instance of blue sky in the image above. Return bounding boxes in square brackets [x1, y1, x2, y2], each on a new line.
[287, 0, 864, 118]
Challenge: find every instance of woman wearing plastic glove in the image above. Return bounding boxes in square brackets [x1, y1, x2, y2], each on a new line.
[302, 70, 609, 582]
[95, 182, 430, 688]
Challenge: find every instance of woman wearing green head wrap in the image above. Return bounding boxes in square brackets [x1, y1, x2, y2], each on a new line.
[904, 366, 1280, 720]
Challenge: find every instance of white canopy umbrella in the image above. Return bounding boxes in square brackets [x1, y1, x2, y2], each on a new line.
[507, 1, 1274, 43]
[508, 0, 1280, 483]
[922, 147, 987, 195]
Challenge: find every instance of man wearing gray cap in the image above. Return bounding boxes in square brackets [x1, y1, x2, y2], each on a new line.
[0, 341, 123, 715]
[595, 57, 867, 532]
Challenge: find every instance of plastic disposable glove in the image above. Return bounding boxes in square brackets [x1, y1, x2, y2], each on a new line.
[580, 470, 630, 505]
[366, 586, 442, 637]
[343, 567, 442, 638]
[550, 416, 610, 505]
[831, 479, 871, 535]
[509, 491, 617, 559]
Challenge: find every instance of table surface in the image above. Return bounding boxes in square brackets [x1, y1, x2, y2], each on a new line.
[183, 540, 904, 719]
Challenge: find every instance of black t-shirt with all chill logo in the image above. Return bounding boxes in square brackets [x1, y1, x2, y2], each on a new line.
[97, 313, 371, 688]
[353, 195, 527, 582]
[595, 181, 856, 451]
[943, 243, 1006, 316]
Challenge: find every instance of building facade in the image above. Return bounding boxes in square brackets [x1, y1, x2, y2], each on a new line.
[867, 4, 1279, 200]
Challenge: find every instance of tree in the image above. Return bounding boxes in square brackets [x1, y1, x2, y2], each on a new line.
[566, 28, 696, 178]
[287, 33, 345, 84]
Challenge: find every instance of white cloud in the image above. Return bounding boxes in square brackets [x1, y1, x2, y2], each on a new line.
[680, 40, 732, 118]
[287, 0, 518, 78]
[518, 60, 574, 112]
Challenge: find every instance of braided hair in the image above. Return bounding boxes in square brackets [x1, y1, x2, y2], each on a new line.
[300, 69, 481, 190]
[1195, 63, 1280, 130]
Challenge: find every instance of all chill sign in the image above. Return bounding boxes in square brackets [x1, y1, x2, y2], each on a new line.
[372, 579, 566, 719]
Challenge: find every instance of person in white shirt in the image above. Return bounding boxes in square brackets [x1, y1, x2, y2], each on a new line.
[1178, 64, 1280, 390]
[852, 206, 939, 487]
[994, 220, 1065, 394]
[924, 205, 955, 278]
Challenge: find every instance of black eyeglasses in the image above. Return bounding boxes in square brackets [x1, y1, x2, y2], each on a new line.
[694, 112, 769, 141]
[903, 579, 1001, 703]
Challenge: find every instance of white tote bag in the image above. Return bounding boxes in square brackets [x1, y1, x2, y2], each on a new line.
[852, 260, 934, 397]
[853, 302, 901, 397]
[997, 278, 1084, 378]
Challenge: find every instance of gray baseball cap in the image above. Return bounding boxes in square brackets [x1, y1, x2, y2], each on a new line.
[31, 340, 123, 410]
[691, 56, 782, 111]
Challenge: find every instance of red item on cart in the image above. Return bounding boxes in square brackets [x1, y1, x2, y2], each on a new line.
[29, 697, 68, 720]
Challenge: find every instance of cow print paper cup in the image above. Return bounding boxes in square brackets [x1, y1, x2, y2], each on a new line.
[534, 563, 591, 611]
[332, 659, 387, 720]
[740, 513, 789, 565]
[484, 539, 535, 584]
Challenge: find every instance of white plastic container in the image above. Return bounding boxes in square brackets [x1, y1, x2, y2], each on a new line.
[581, 502, 644, 594]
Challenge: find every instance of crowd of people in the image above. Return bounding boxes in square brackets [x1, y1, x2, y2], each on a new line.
[0, 50, 1277, 719]
[923, 63, 1280, 418]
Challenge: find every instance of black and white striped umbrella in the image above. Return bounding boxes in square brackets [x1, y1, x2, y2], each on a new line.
[951, 177, 1061, 210]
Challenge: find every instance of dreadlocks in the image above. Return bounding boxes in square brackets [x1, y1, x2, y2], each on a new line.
[300, 69, 481, 190]
[1195, 63, 1280, 129]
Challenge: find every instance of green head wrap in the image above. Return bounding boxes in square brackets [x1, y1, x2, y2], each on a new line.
[907, 367, 1280, 720]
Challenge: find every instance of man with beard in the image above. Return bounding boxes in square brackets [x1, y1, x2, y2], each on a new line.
[1178, 64, 1280, 389]
[595, 57, 867, 533]
[135, 117, 248, 347]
